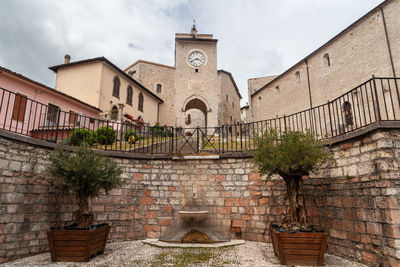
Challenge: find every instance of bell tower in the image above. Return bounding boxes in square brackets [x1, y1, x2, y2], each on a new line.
[174, 25, 219, 128]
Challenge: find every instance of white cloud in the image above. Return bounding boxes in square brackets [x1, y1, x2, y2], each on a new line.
[0, 0, 383, 106]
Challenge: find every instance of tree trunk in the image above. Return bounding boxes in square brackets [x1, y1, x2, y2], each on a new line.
[76, 194, 93, 228]
[284, 176, 307, 228]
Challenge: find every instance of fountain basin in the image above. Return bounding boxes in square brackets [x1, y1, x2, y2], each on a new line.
[179, 210, 208, 223]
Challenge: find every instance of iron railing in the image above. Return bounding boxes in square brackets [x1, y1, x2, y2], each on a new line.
[0, 76, 399, 154]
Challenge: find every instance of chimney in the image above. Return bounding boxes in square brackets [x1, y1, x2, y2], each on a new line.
[64, 54, 71, 64]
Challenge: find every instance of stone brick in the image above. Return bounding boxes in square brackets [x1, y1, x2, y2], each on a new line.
[217, 207, 230, 215]
[366, 222, 382, 236]
[140, 197, 153, 205]
[133, 173, 143, 181]
[158, 218, 171, 226]
[225, 198, 235, 207]
[235, 198, 247, 207]
[362, 251, 377, 263]
[330, 229, 347, 240]
[145, 211, 157, 219]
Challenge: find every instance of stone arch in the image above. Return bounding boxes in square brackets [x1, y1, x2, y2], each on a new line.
[182, 95, 210, 128]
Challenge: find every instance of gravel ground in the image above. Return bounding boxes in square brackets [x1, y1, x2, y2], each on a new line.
[1, 240, 367, 267]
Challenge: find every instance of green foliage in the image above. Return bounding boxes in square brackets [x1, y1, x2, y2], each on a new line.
[252, 129, 331, 179]
[46, 143, 124, 200]
[150, 123, 172, 137]
[95, 126, 116, 145]
[68, 128, 95, 146]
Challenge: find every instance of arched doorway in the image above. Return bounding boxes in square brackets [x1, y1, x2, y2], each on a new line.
[183, 98, 208, 129]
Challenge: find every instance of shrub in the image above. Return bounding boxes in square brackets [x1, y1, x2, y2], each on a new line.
[68, 129, 95, 146]
[150, 123, 172, 137]
[46, 143, 124, 228]
[95, 126, 116, 145]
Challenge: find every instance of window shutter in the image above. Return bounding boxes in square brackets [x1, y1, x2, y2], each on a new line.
[12, 94, 27, 122]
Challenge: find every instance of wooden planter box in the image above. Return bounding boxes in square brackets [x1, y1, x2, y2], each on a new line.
[270, 226, 328, 266]
[47, 224, 110, 262]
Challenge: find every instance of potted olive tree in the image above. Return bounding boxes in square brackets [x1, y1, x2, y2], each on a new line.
[252, 129, 331, 266]
[46, 143, 124, 262]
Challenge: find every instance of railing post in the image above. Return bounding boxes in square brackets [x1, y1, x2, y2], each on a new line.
[196, 127, 200, 154]
[372, 75, 381, 121]
[327, 101, 334, 138]
[171, 127, 174, 153]
[283, 115, 287, 132]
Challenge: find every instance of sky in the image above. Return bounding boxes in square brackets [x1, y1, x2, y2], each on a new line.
[0, 0, 384, 106]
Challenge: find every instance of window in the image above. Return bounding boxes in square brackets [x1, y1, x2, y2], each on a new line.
[226, 95, 228, 102]
[156, 84, 162, 93]
[126, 86, 133, 105]
[295, 71, 301, 83]
[232, 102, 234, 108]
[274, 86, 280, 92]
[12, 93, 27, 122]
[46, 104, 60, 126]
[69, 110, 78, 125]
[323, 53, 330, 67]
[138, 92, 144, 112]
[113, 76, 120, 98]
[128, 70, 136, 76]
[111, 106, 118, 121]
[343, 101, 353, 126]
[258, 96, 262, 102]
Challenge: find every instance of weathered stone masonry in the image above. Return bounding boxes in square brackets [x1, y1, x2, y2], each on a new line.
[0, 127, 400, 266]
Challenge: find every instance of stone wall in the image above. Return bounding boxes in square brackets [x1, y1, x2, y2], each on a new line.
[306, 129, 400, 267]
[1, 128, 400, 266]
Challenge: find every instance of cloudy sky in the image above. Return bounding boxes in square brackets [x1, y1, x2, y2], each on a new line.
[0, 0, 383, 105]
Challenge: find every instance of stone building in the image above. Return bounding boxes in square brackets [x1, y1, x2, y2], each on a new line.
[249, 0, 399, 123]
[125, 25, 242, 128]
[240, 103, 249, 123]
[49, 57, 163, 125]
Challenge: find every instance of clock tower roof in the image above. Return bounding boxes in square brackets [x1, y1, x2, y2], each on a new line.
[175, 26, 216, 41]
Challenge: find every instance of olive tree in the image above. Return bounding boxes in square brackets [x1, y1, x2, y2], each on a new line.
[47, 143, 124, 228]
[252, 129, 331, 229]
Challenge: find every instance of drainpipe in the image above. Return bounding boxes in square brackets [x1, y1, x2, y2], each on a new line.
[381, 6, 399, 111]
[381, 7, 396, 77]
[305, 59, 316, 133]
[305, 59, 313, 109]
[157, 102, 160, 123]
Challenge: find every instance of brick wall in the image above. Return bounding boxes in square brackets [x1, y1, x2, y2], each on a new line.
[0, 129, 400, 266]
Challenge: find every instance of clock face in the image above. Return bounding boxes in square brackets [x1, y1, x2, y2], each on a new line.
[188, 51, 206, 67]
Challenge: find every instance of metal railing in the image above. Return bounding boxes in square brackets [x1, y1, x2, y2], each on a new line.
[0, 76, 399, 154]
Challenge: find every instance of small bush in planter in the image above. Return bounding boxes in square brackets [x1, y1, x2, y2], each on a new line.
[95, 126, 116, 145]
[252, 129, 331, 229]
[252, 129, 331, 265]
[68, 129, 95, 146]
[47, 143, 124, 228]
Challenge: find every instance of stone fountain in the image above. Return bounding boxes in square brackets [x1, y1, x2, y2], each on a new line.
[159, 193, 230, 243]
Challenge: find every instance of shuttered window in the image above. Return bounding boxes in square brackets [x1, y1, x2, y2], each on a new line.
[12, 93, 27, 122]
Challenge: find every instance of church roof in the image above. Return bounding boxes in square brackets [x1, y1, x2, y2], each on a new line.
[251, 0, 388, 97]
[49, 57, 164, 103]
[218, 70, 242, 99]
[124, 60, 175, 71]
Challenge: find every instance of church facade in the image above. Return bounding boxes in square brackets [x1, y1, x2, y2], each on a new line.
[248, 0, 399, 123]
[125, 26, 242, 128]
